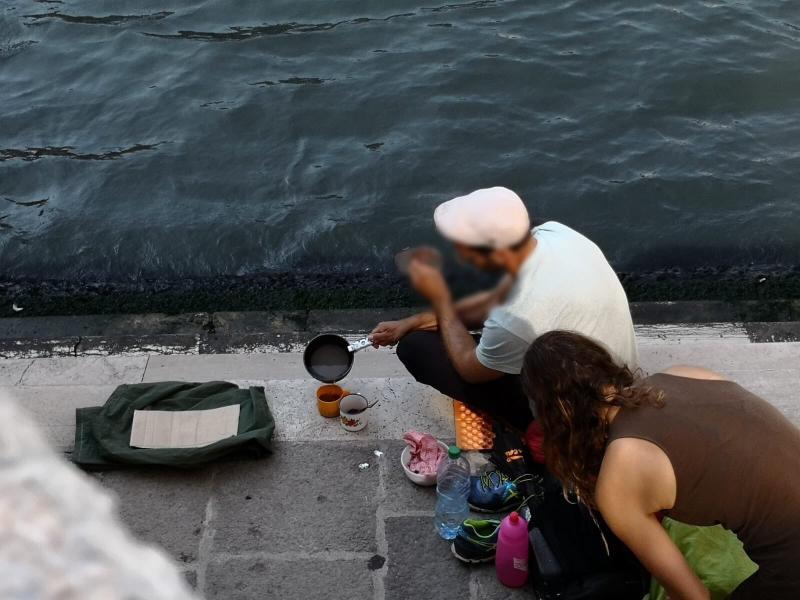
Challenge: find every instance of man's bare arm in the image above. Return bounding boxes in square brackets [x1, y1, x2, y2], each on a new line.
[433, 295, 505, 384]
[370, 275, 513, 347]
[408, 274, 514, 331]
[390, 259, 504, 383]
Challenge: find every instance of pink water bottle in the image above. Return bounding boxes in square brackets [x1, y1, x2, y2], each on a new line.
[495, 511, 529, 587]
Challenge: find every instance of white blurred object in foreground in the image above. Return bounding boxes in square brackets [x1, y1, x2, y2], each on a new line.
[0, 390, 198, 600]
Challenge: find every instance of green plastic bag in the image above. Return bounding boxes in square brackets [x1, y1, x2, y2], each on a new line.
[648, 518, 758, 600]
[73, 381, 275, 468]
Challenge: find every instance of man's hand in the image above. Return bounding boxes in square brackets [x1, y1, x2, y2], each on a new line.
[408, 260, 451, 305]
[369, 319, 414, 348]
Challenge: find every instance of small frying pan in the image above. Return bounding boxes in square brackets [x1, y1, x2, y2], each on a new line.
[303, 334, 372, 383]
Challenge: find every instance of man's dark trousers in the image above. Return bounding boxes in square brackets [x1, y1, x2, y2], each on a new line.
[396, 330, 534, 430]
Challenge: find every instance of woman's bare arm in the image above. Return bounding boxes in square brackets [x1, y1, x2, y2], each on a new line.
[597, 439, 710, 600]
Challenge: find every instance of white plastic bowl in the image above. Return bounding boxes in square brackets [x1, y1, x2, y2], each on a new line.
[400, 440, 449, 487]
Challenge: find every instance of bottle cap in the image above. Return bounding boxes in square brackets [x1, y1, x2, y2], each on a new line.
[447, 445, 461, 459]
[510, 512, 520, 524]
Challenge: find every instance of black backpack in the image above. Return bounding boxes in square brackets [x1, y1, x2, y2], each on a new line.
[490, 423, 649, 600]
[527, 480, 649, 599]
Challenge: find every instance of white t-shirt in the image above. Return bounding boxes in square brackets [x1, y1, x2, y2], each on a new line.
[476, 221, 638, 375]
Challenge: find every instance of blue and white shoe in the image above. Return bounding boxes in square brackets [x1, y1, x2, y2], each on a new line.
[468, 471, 535, 513]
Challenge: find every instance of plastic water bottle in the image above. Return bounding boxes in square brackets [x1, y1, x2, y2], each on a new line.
[496, 511, 529, 587]
[434, 445, 471, 540]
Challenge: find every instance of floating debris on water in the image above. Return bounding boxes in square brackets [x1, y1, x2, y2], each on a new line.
[23, 11, 174, 25]
[0, 143, 163, 162]
[4, 197, 49, 207]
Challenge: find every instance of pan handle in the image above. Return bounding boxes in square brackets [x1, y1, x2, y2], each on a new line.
[347, 337, 372, 353]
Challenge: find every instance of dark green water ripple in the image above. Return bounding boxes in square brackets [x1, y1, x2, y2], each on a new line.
[1, 0, 799, 285]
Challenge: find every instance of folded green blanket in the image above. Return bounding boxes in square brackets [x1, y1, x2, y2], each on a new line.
[73, 381, 274, 468]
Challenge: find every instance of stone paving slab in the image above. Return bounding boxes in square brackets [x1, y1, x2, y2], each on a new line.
[744, 321, 800, 343]
[4, 343, 799, 456]
[238, 377, 454, 442]
[143, 353, 304, 382]
[3, 314, 799, 358]
[33, 424, 75, 453]
[20, 355, 148, 386]
[0, 358, 31, 385]
[76, 334, 200, 356]
[5, 385, 118, 426]
[205, 556, 375, 600]
[381, 440, 442, 514]
[212, 443, 380, 554]
[142, 347, 408, 382]
[385, 516, 471, 600]
[3, 384, 118, 451]
[721, 370, 800, 423]
[307, 308, 418, 334]
[635, 322, 751, 343]
[3, 328, 800, 600]
[471, 564, 534, 599]
[0, 313, 208, 340]
[8, 340, 799, 392]
[4, 376, 454, 448]
[183, 570, 198, 591]
[212, 311, 308, 334]
[99, 467, 215, 564]
[638, 341, 800, 374]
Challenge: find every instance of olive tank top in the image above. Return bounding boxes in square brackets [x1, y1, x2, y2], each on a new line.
[608, 373, 800, 555]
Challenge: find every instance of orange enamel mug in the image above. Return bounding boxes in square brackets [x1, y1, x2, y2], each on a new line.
[316, 384, 349, 418]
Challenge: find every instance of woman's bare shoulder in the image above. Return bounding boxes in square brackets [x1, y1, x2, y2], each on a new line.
[597, 438, 676, 514]
[660, 365, 727, 381]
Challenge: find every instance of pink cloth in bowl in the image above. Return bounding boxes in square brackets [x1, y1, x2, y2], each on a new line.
[403, 431, 446, 475]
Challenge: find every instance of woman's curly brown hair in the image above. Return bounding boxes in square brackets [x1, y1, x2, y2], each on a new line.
[521, 330, 664, 508]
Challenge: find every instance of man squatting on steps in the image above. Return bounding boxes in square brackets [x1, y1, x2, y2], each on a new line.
[369, 186, 638, 431]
